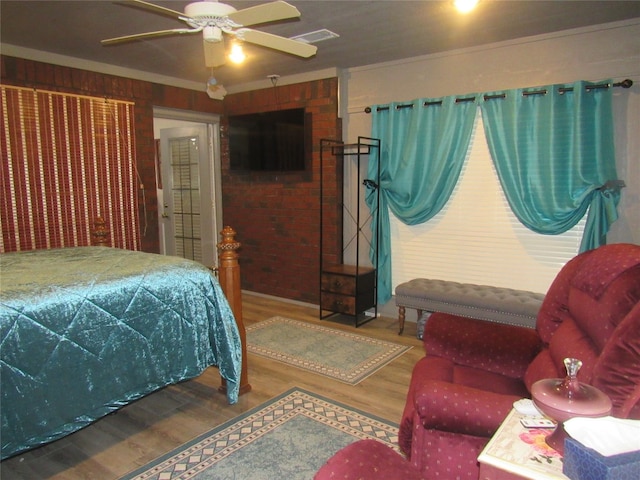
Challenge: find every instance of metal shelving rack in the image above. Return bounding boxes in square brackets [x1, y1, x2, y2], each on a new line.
[319, 136, 381, 327]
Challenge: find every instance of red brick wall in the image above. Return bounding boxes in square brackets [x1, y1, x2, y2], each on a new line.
[222, 78, 342, 304]
[1, 56, 342, 304]
[1, 55, 223, 253]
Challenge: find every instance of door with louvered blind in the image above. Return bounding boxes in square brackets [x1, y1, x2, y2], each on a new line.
[160, 125, 217, 267]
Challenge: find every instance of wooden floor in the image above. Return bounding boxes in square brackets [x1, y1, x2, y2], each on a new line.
[1, 293, 424, 479]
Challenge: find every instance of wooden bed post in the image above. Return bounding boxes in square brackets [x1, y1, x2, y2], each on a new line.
[92, 217, 110, 247]
[217, 226, 252, 395]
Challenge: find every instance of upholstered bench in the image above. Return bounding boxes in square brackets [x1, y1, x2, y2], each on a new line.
[394, 279, 544, 334]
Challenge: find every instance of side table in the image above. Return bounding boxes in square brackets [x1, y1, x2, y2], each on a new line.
[478, 409, 568, 480]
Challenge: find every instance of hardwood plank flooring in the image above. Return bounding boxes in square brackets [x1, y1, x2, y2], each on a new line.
[1, 293, 423, 479]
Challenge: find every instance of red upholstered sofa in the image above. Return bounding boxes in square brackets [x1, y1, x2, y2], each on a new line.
[315, 243, 640, 480]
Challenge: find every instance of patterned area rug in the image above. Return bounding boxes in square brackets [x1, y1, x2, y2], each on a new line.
[120, 388, 400, 480]
[246, 316, 411, 385]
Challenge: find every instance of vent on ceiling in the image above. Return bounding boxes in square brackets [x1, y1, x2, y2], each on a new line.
[290, 29, 339, 44]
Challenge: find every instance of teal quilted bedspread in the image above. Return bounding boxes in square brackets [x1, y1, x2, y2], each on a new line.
[0, 247, 242, 459]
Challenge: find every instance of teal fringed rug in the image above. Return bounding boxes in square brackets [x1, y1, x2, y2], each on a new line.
[120, 388, 400, 480]
[246, 316, 412, 385]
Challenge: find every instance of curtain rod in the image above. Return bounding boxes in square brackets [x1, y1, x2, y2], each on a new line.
[365, 79, 633, 113]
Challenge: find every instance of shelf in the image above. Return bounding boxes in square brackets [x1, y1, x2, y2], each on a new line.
[322, 264, 375, 276]
[319, 137, 381, 327]
[327, 141, 379, 156]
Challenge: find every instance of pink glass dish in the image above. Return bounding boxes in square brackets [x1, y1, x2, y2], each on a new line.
[531, 358, 612, 454]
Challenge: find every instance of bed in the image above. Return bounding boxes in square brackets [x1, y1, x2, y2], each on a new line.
[0, 235, 247, 460]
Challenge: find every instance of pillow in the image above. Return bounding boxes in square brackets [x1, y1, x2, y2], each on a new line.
[592, 303, 640, 418]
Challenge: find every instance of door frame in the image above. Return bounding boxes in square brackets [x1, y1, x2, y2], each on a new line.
[153, 107, 222, 265]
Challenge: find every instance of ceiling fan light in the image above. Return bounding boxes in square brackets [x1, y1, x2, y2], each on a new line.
[229, 43, 246, 64]
[203, 25, 223, 42]
[454, 0, 479, 14]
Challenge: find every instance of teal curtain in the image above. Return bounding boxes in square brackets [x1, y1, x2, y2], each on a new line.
[366, 97, 477, 303]
[480, 80, 620, 252]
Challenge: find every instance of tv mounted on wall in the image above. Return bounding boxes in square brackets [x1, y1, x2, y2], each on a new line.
[228, 108, 311, 172]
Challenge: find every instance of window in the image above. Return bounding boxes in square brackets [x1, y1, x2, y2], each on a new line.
[1, 86, 139, 251]
[390, 113, 585, 294]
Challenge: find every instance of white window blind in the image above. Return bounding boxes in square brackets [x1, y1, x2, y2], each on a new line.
[389, 112, 585, 294]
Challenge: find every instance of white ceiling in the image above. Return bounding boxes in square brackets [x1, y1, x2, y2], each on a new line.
[2, 1, 640, 92]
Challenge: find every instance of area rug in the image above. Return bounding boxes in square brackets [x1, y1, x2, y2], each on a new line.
[246, 316, 411, 385]
[120, 388, 400, 480]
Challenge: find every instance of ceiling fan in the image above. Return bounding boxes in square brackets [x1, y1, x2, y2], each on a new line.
[102, 0, 318, 68]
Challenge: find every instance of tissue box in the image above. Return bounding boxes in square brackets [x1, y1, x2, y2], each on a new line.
[563, 437, 640, 480]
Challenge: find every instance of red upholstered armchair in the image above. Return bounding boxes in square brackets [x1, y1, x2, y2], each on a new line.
[315, 243, 640, 480]
[399, 243, 640, 479]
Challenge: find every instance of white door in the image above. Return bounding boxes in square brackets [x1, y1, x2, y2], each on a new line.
[160, 125, 217, 267]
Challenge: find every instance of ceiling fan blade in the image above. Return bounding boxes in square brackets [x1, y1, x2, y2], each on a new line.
[237, 29, 317, 58]
[228, 1, 300, 27]
[102, 28, 199, 45]
[204, 39, 227, 68]
[115, 0, 185, 20]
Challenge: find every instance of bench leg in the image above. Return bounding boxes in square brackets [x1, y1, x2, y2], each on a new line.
[398, 306, 405, 335]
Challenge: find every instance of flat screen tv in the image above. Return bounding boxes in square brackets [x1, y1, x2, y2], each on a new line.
[228, 108, 310, 172]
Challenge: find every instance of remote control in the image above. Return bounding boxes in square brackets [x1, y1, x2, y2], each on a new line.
[513, 398, 542, 417]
